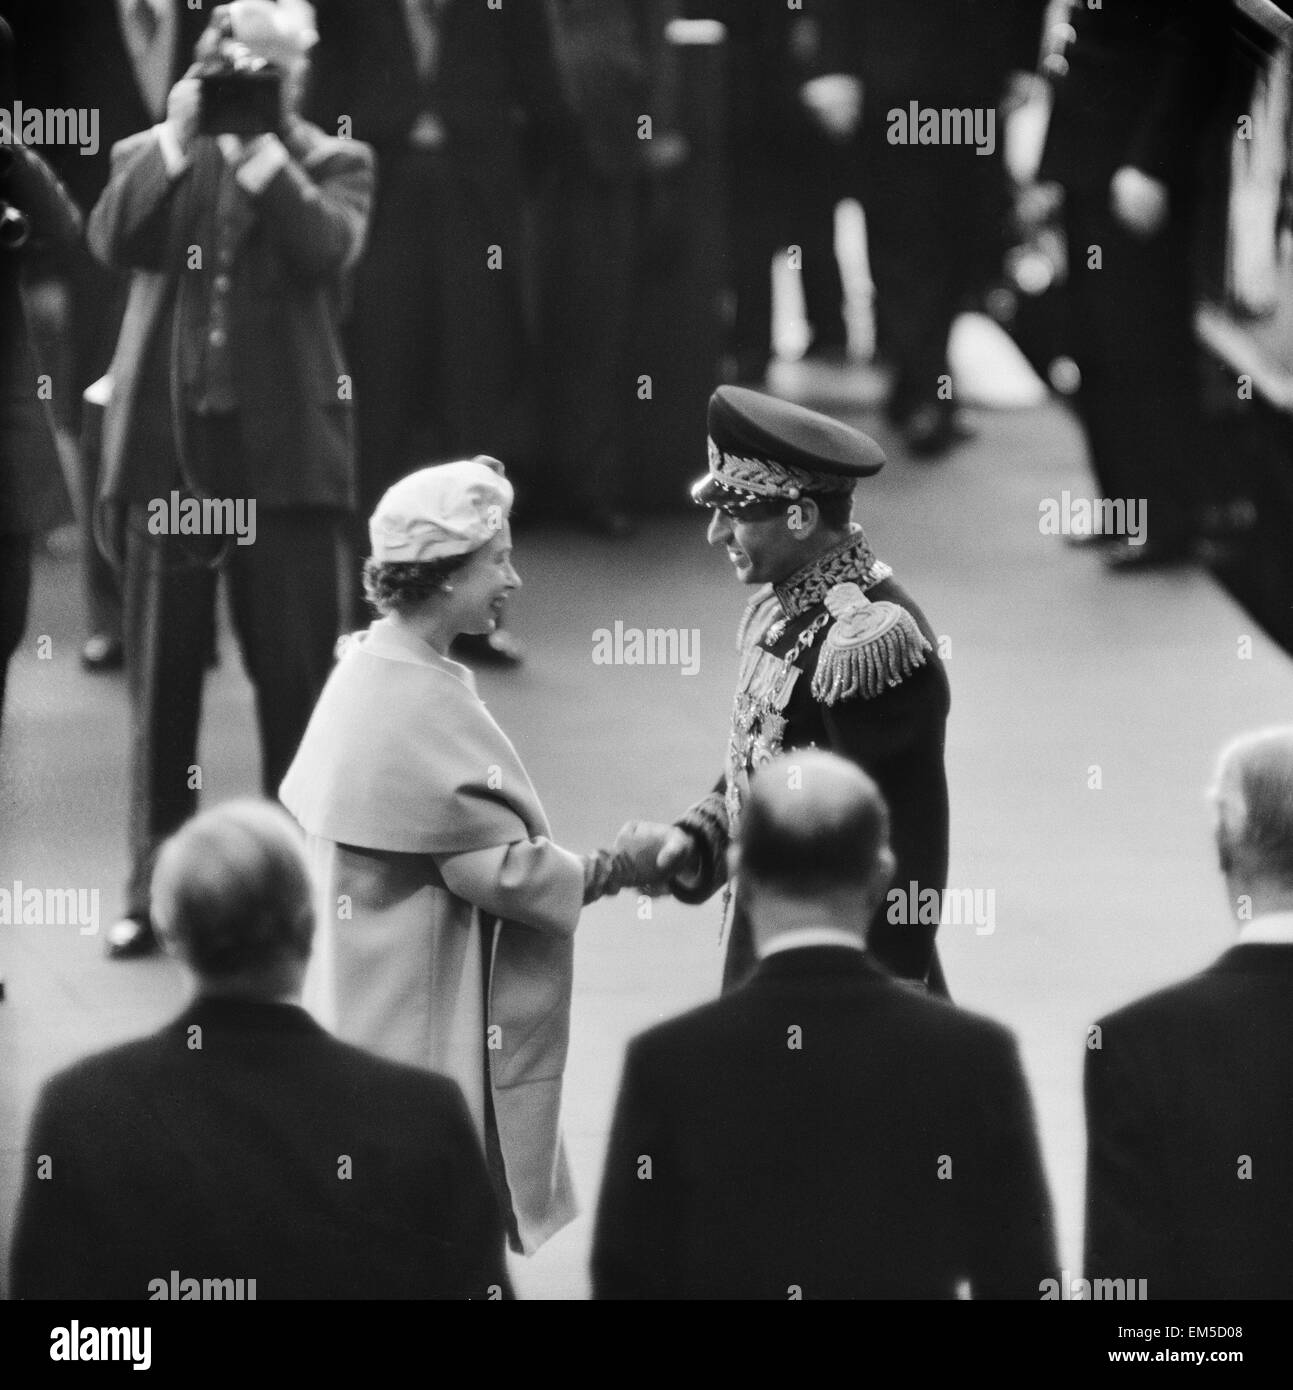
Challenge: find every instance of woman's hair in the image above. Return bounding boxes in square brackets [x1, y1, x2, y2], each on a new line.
[150, 800, 314, 979]
[361, 554, 471, 615]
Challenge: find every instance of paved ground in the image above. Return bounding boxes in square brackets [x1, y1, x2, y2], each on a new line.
[3, 363, 1291, 1299]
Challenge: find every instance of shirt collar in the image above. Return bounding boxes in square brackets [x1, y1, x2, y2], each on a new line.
[1237, 910, 1293, 946]
[772, 523, 891, 619]
[758, 926, 868, 959]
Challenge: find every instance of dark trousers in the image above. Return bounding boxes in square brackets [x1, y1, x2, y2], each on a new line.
[120, 416, 347, 917]
[860, 136, 995, 420]
[0, 532, 33, 733]
[349, 147, 531, 516]
[1062, 191, 1199, 543]
[730, 154, 846, 371]
[539, 167, 638, 510]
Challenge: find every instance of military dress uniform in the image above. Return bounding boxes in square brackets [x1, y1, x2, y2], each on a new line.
[670, 388, 952, 995]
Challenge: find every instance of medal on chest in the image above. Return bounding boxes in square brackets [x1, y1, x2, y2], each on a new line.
[725, 642, 802, 835]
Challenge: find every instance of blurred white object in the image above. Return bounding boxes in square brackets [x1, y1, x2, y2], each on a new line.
[801, 74, 863, 142]
[1110, 165, 1170, 239]
[1227, 44, 1290, 315]
[664, 18, 725, 45]
[1003, 73, 1052, 186]
[949, 312, 1047, 407]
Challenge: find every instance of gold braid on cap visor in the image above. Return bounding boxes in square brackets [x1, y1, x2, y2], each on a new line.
[696, 438, 858, 505]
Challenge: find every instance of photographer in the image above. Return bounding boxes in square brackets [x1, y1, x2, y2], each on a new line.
[86, 0, 374, 959]
[0, 15, 82, 732]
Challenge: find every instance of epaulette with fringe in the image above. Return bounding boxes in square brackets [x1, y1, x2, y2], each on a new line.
[735, 585, 782, 653]
[810, 582, 931, 705]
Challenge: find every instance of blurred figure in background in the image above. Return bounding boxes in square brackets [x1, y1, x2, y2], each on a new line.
[697, 0, 850, 386]
[87, 0, 373, 959]
[7, 0, 209, 672]
[11, 800, 511, 1300]
[835, 0, 1042, 457]
[307, 0, 575, 664]
[1041, 0, 1232, 569]
[0, 15, 82, 731]
[538, 0, 684, 540]
[1085, 727, 1293, 1298]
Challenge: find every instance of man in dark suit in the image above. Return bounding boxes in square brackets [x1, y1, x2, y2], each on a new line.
[306, 0, 572, 662]
[538, 0, 682, 539]
[7, 0, 211, 670]
[830, 0, 1041, 456]
[1085, 727, 1293, 1299]
[10, 798, 511, 1300]
[0, 18, 83, 731]
[693, 0, 850, 384]
[86, 1, 374, 958]
[1041, 0, 1232, 568]
[615, 387, 951, 995]
[593, 749, 1057, 1299]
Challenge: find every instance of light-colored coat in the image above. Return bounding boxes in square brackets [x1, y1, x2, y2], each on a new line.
[281, 618, 583, 1253]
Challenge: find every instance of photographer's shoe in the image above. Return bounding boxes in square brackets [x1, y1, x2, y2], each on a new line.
[105, 915, 157, 960]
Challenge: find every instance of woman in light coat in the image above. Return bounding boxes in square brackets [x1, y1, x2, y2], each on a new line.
[282, 457, 629, 1253]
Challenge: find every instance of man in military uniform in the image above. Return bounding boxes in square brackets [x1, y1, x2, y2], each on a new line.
[620, 386, 951, 995]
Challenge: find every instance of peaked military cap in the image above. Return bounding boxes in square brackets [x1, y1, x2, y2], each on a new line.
[692, 386, 887, 510]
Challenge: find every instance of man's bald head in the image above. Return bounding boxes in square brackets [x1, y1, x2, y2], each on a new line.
[1210, 726, 1293, 904]
[735, 751, 894, 936]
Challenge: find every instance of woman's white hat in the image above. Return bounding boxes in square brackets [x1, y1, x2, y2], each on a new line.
[368, 456, 514, 563]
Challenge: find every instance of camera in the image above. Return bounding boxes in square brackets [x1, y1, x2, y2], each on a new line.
[197, 34, 282, 138]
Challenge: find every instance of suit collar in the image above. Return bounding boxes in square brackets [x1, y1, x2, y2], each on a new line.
[172, 996, 325, 1035]
[1211, 943, 1293, 977]
[752, 944, 893, 985]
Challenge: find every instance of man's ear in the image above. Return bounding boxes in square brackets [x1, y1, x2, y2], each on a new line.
[867, 846, 896, 906]
[785, 497, 819, 541]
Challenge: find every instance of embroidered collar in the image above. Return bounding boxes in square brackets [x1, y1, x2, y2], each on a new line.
[772, 524, 891, 619]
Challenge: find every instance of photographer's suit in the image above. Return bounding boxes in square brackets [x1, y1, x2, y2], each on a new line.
[88, 119, 374, 923]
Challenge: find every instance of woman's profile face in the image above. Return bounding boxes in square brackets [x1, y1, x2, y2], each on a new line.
[448, 521, 520, 636]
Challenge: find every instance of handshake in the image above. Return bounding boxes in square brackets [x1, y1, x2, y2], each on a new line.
[581, 821, 701, 905]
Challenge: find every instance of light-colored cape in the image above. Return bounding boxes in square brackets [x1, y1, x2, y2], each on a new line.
[280, 617, 582, 1252]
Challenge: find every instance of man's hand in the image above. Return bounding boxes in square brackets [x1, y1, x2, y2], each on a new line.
[163, 75, 203, 155]
[612, 821, 699, 895]
[655, 827, 700, 884]
[1110, 166, 1169, 239]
